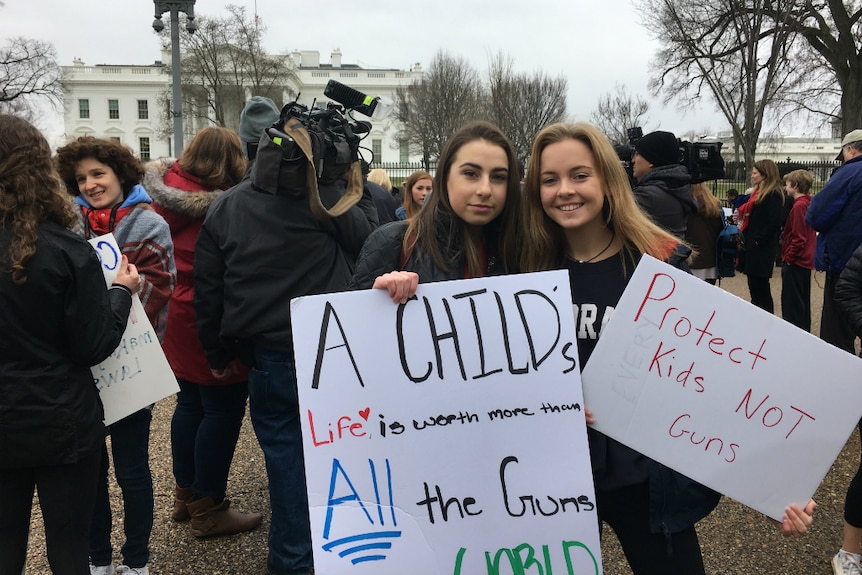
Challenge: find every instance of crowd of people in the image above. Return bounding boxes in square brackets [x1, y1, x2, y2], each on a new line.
[2, 102, 862, 575]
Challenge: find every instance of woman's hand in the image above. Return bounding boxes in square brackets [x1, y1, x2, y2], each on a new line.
[372, 271, 419, 304]
[776, 499, 816, 537]
[210, 360, 240, 383]
[585, 407, 595, 425]
[113, 254, 141, 294]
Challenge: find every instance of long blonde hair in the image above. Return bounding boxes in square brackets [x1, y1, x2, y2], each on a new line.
[691, 182, 721, 218]
[521, 122, 679, 272]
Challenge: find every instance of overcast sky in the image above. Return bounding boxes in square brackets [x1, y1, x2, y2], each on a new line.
[1, 0, 732, 140]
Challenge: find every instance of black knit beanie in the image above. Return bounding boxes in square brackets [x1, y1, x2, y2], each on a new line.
[634, 131, 680, 167]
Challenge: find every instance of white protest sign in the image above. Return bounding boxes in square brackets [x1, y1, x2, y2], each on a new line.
[291, 271, 602, 575]
[582, 255, 862, 520]
[89, 234, 178, 425]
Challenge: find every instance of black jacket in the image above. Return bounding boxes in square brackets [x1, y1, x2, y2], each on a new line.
[0, 221, 132, 468]
[194, 158, 378, 369]
[742, 190, 785, 278]
[836, 243, 862, 338]
[634, 165, 697, 238]
[349, 216, 506, 290]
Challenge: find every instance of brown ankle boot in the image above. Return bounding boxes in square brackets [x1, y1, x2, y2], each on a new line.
[171, 485, 193, 521]
[186, 496, 263, 538]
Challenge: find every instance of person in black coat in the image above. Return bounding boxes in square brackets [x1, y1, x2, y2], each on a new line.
[833, 241, 862, 573]
[0, 114, 141, 575]
[741, 159, 786, 313]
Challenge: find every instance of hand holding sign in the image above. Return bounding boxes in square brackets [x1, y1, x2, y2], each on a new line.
[112, 254, 141, 294]
[87, 233, 178, 425]
[372, 271, 419, 304]
[292, 271, 603, 575]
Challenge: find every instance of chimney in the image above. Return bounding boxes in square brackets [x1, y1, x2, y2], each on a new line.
[331, 49, 342, 68]
[300, 50, 320, 68]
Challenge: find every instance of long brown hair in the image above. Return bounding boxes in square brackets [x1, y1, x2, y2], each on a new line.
[0, 115, 77, 284]
[752, 159, 783, 204]
[178, 126, 247, 190]
[521, 122, 679, 272]
[691, 182, 721, 218]
[404, 121, 521, 277]
[402, 170, 432, 219]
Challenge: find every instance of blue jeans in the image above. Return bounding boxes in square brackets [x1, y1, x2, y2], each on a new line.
[248, 346, 313, 575]
[89, 408, 153, 568]
[171, 378, 248, 499]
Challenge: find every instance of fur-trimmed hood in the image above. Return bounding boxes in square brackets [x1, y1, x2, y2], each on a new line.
[143, 159, 224, 219]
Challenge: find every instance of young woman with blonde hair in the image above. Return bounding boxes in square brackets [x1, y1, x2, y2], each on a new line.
[520, 122, 814, 575]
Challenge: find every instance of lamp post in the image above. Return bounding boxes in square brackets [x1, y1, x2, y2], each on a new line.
[153, 1, 197, 155]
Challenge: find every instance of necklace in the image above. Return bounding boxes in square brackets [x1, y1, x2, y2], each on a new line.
[575, 232, 615, 264]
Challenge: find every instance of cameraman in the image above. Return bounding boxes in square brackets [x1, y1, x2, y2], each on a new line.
[194, 118, 378, 575]
[631, 130, 697, 238]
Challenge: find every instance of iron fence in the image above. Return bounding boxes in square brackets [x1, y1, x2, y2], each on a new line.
[370, 159, 842, 199]
[369, 161, 438, 186]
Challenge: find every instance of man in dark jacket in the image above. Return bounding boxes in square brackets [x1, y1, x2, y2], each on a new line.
[806, 128, 862, 354]
[632, 130, 697, 238]
[194, 122, 378, 575]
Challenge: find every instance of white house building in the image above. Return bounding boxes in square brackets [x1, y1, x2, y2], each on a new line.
[716, 133, 843, 163]
[61, 49, 422, 162]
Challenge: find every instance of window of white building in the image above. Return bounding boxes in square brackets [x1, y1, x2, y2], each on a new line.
[79, 99, 90, 119]
[108, 99, 119, 120]
[372, 138, 382, 161]
[139, 137, 151, 161]
[138, 100, 149, 120]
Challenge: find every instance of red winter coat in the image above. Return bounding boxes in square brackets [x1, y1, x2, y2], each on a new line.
[146, 160, 247, 385]
[782, 194, 815, 269]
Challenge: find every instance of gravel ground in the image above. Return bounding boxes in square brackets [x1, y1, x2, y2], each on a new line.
[21, 270, 860, 574]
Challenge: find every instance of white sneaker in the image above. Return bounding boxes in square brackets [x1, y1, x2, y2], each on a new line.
[833, 551, 862, 575]
[89, 566, 115, 575]
[116, 566, 149, 575]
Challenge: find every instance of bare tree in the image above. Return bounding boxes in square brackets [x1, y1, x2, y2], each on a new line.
[777, 1, 862, 134]
[642, 0, 797, 169]
[395, 51, 485, 168]
[590, 84, 652, 144]
[487, 52, 567, 171]
[158, 4, 295, 135]
[0, 37, 62, 116]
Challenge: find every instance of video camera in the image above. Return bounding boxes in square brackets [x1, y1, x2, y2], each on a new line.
[626, 127, 725, 183]
[266, 80, 387, 183]
[255, 80, 389, 219]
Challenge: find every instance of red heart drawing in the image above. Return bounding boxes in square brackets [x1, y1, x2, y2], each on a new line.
[359, 408, 371, 421]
